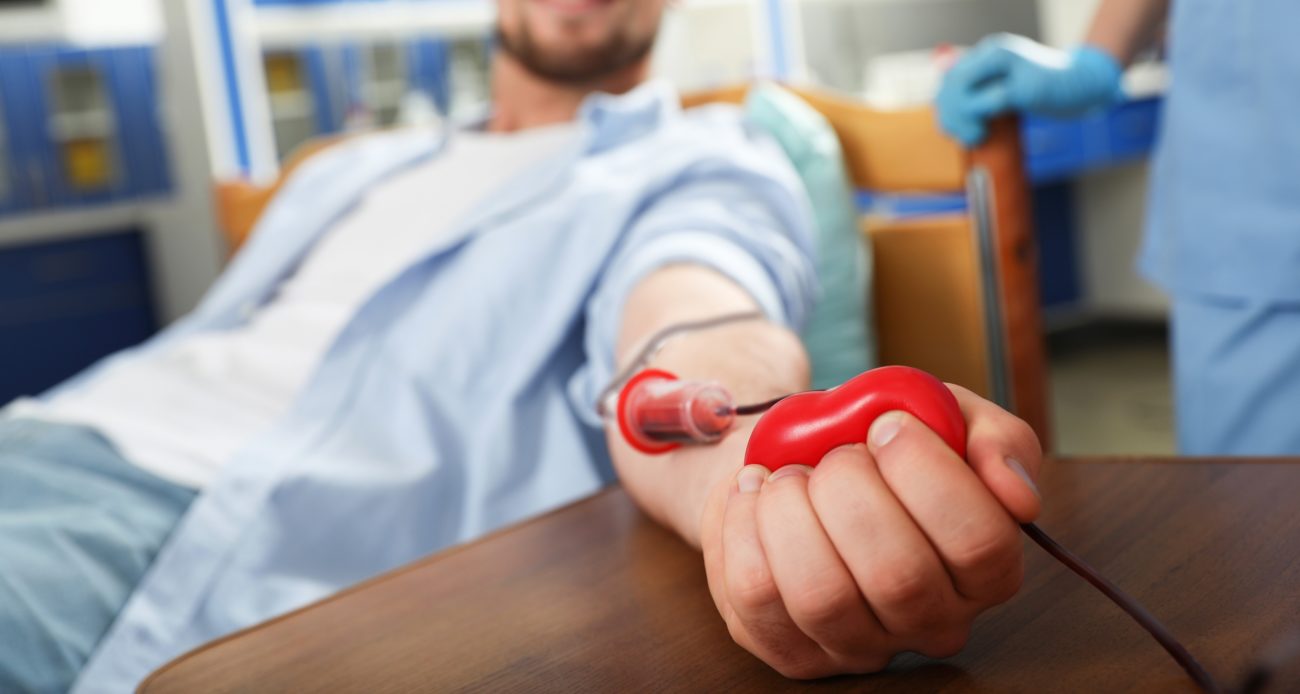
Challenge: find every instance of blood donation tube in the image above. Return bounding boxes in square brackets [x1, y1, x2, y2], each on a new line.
[617, 369, 736, 454]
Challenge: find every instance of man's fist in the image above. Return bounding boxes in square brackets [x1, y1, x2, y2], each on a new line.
[700, 385, 1042, 678]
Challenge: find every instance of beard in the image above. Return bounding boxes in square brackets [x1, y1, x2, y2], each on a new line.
[495, 21, 655, 85]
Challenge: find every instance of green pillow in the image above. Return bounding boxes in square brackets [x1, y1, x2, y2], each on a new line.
[745, 83, 876, 388]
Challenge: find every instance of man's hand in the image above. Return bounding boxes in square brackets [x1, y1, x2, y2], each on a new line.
[700, 384, 1042, 678]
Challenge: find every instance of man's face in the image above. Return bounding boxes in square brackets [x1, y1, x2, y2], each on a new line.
[496, 0, 669, 84]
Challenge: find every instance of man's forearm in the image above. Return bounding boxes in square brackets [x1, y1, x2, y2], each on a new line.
[605, 265, 810, 547]
[1086, 0, 1170, 66]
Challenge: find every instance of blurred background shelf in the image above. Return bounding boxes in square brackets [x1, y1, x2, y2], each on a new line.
[253, 0, 493, 46]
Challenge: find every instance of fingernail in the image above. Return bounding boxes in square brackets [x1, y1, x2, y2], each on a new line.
[737, 465, 768, 494]
[1006, 457, 1040, 499]
[868, 411, 904, 451]
[767, 464, 813, 484]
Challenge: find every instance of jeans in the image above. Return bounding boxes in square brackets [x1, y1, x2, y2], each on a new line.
[0, 418, 195, 693]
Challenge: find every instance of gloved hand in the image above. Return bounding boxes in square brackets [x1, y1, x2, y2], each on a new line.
[935, 33, 1124, 147]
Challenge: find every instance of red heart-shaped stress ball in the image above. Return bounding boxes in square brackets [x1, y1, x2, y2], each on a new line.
[744, 366, 967, 471]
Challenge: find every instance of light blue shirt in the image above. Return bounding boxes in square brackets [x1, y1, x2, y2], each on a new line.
[66, 80, 817, 691]
[1139, 0, 1300, 302]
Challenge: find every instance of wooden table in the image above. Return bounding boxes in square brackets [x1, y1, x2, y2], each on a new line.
[140, 458, 1300, 693]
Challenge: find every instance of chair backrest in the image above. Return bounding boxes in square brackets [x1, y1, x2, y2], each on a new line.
[213, 86, 1051, 445]
[683, 85, 1050, 446]
[214, 135, 343, 253]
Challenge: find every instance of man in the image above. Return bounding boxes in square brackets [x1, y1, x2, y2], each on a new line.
[937, 0, 1300, 455]
[0, 0, 1042, 690]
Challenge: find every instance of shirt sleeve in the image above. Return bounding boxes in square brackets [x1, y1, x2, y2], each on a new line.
[568, 142, 820, 427]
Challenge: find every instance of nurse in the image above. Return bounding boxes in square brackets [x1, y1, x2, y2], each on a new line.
[937, 0, 1300, 455]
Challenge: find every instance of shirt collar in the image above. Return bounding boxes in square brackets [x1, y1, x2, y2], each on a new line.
[577, 78, 680, 153]
[462, 78, 680, 151]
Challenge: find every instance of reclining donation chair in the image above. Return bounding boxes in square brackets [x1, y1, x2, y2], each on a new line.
[139, 84, 1049, 691]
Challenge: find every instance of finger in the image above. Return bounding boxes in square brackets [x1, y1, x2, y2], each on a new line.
[868, 411, 1025, 606]
[754, 463, 890, 670]
[944, 38, 1014, 92]
[937, 67, 1005, 146]
[948, 384, 1044, 522]
[936, 102, 989, 148]
[806, 444, 963, 649]
[722, 465, 829, 678]
[940, 82, 1010, 148]
[965, 82, 1012, 119]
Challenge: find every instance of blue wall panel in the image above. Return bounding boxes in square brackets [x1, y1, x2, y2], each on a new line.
[0, 47, 35, 214]
[24, 45, 77, 208]
[1, 46, 58, 211]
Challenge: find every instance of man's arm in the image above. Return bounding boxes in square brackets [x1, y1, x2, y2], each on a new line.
[1086, 0, 1171, 66]
[605, 263, 808, 548]
[606, 263, 1045, 677]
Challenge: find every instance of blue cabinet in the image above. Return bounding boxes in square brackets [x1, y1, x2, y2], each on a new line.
[26, 45, 123, 208]
[1032, 182, 1083, 309]
[0, 230, 158, 405]
[1023, 97, 1164, 184]
[1018, 97, 1165, 308]
[106, 46, 172, 200]
[0, 44, 171, 218]
[0, 46, 45, 214]
[1022, 117, 1091, 183]
[0, 91, 18, 217]
[1105, 98, 1162, 161]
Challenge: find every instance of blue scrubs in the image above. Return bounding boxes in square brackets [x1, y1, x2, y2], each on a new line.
[1137, 0, 1300, 454]
[1171, 297, 1300, 454]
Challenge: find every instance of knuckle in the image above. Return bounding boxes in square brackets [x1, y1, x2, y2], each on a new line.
[819, 443, 869, 469]
[725, 618, 754, 652]
[725, 616, 745, 641]
[727, 610, 823, 677]
[735, 628, 829, 680]
[806, 459, 857, 501]
[728, 567, 781, 614]
[865, 562, 936, 611]
[810, 447, 870, 490]
[784, 574, 861, 627]
[948, 523, 1020, 576]
[974, 414, 1040, 461]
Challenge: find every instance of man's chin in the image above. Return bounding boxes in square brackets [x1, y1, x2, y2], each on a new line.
[498, 28, 652, 85]
[517, 51, 627, 85]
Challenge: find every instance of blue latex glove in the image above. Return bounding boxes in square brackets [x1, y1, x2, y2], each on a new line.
[935, 34, 1124, 146]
